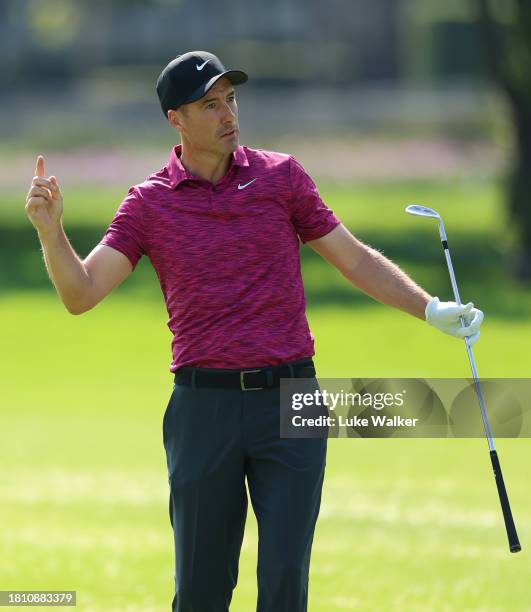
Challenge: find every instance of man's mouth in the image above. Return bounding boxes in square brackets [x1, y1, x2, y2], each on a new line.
[221, 128, 237, 138]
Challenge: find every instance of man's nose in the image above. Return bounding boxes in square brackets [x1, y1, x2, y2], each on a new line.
[221, 101, 236, 121]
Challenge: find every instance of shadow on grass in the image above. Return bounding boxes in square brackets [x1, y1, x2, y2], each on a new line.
[2, 225, 529, 321]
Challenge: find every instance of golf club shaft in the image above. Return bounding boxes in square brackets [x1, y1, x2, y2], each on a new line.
[439, 237, 495, 448]
[438, 223, 521, 553]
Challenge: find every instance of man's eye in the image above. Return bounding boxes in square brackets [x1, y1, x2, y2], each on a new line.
[207, 103, 216, 109]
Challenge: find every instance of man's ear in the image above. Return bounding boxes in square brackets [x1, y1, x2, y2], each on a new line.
[167, 109, 182, 130]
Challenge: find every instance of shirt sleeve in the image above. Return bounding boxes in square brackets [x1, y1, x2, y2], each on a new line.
[288, 155, 341, 243]
[99, 186, 145, 270]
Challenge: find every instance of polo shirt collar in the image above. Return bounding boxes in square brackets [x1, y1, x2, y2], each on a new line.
[167, 144, 249, 189]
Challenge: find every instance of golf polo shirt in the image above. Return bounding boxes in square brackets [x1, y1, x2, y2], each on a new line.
[99, 144, 340, 371]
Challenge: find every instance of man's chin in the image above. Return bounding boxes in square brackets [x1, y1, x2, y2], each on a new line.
[221, 135, 239, 153]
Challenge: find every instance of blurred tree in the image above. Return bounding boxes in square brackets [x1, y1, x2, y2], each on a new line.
[476, 0, 531, 281]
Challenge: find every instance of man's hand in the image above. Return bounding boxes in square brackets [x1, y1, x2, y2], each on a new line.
[425, 296, 484, 345]
[25, 155, 64, 238]
[23, 155, 133, 314]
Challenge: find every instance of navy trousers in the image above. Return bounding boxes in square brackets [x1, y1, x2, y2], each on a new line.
[162, 368, 327, 611]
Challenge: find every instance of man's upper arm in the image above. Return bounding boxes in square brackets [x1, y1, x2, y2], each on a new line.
[288, 156, 341, 243]
[307, 223, 367, 277]
[82, 244, 133, 310]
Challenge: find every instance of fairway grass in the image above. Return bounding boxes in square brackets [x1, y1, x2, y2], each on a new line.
[2, 177, 529, 610]
[1, 293, 530, 611]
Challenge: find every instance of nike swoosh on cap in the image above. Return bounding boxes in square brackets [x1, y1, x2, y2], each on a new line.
[196, 60, 211, 71]
[238, 179, 257, 190]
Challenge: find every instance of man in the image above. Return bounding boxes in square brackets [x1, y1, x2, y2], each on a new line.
[25, 51, 483, 611]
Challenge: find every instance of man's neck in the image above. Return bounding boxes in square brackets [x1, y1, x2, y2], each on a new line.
[179, 143, 232, 185]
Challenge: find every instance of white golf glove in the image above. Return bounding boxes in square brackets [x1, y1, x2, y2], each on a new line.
[425, 296, 484, 346]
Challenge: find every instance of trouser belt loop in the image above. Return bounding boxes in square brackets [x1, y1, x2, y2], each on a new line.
[288, 363, 295, 378]
[266, 369, 274, 387]
[191, 369, 197, 390]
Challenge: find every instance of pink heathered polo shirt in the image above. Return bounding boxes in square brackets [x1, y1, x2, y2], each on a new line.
[99, 144, 340, 372]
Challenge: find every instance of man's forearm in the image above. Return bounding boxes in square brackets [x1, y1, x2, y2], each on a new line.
[38, 224, 92, 314]
[346, 244, 431, 320]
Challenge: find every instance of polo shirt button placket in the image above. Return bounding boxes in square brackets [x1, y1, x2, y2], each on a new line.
[210, 184, 218, 213]
[211, 181, 226, 214]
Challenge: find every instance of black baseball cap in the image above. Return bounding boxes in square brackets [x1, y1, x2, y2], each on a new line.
[156, 51, 248, 117]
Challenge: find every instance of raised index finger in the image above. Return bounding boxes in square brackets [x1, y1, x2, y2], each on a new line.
[35, 155, 45, 178]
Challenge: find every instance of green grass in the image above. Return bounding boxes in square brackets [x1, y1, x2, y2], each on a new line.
[1, 178, 509, 230]
[2, 179, 531, 610]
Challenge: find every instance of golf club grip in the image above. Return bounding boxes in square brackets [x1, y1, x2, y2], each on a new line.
[490, 450, 521, 552]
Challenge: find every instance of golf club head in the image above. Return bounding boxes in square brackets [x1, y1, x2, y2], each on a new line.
[405, 204, 441, 220]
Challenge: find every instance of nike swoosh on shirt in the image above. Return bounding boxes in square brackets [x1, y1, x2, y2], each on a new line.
[196, 60, 211, 71]
[237, 179, 257, 190]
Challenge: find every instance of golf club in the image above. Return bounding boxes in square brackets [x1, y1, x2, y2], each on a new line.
[405, 203, 521, 553]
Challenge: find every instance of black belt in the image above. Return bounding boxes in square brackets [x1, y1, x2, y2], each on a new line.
[174, 359, 316, 391]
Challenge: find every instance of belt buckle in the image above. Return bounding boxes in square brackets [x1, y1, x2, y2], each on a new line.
[240, 369, 263, 391]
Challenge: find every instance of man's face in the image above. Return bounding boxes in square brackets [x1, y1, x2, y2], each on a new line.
[169, 77, 239, 155]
